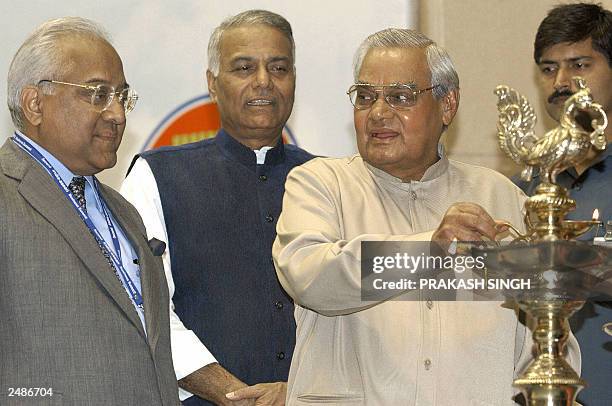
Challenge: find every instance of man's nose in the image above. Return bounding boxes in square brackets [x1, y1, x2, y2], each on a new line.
[101, 96, 126, 124]
[254, 66, 272, 89]
[369, 94, 393, 120]
[553, 67, 572, 91]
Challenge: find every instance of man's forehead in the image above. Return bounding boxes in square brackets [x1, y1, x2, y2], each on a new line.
[358, 47, 428, 83]
[540, 38, 600, 62]
[56, 36, 125, 83]
[57, 35, 113, 55]
[219, 25, 292, 60]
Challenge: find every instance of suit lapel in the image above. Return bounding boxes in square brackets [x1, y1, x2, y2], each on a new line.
[1, 141, 145, 338]
[101, 186, 161, 351]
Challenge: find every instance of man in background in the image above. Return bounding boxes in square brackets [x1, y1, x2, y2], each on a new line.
[121, 9, 313, 405]
[1, 17, 179, 405]
[514, 3, 611, 404]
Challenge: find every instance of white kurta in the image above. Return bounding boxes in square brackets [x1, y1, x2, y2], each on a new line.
[273, 155, 580, 405]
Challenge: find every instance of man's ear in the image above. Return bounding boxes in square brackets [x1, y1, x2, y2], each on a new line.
[441, 88, 460, 127]
[206, 70, 217, 102]
[20, 86, 44, 127]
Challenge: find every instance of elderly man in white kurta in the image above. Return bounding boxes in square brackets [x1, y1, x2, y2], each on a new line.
[273, 28, 580, 405]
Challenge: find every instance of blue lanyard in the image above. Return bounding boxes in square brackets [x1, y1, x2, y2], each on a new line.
[12, 133, 143, 308]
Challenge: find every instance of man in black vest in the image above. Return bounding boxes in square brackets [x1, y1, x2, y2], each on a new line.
[121, 9, 313, 406]
[513, 3, 612, 405]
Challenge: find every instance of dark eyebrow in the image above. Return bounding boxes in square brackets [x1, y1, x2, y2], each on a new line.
[538, 56, 593, 65]
[268, 56, 291, 63]
[229, 56, 255, 64]
[565, 56, 593, 63]
[84, 77, 109, 84]
[229, 56, 291, 65]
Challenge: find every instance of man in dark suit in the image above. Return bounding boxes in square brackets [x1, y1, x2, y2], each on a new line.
[0, 17, 180, 405]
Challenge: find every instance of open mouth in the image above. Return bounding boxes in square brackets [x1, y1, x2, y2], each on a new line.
[247, 98, 274, 106]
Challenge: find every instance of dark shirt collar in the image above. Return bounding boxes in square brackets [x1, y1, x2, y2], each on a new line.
[560, 142, 611, 184]
[215, 129, 285, 167]
[595, 141, 611, 163]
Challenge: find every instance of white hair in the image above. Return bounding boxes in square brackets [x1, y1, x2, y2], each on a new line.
[207, 9, 295, 76]
[7, 16, 112, 131]
[353, 28, 459, 99]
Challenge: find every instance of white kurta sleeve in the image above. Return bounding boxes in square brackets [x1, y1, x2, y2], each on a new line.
[120, 157, 217, 400]
[273, 163, 434, 317]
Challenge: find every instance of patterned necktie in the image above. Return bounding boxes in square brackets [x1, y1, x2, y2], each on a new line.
[68, 176, 87, 212]
[68, 176, 143, 310]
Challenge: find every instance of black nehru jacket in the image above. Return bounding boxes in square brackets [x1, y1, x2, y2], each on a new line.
[139, 129, 313, 405]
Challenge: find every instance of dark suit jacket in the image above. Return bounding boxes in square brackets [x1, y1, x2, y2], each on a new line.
[0, 140, 180, 405]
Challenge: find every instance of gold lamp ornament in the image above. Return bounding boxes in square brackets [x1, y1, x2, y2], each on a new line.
[495, 77, 607, 242]
[474, 77, 612, 406]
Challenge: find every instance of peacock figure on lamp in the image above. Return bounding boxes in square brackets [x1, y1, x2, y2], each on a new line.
[495, 77, 607, 241]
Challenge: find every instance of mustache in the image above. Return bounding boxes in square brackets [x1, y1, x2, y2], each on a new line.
[547, 89, 574, 103]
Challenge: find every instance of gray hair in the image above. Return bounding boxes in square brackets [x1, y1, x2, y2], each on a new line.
[7, 17, 112, 131]
[207, 9, 295, 76]
[353, 28, 459, 99]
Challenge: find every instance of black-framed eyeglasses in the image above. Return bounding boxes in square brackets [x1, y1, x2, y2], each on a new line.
[38, 79, 139, 115]
[347, 83, 439, 110]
